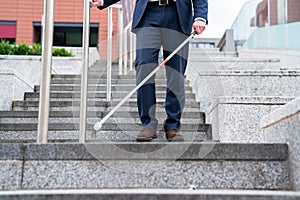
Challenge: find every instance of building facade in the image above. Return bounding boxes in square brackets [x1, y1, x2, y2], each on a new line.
[0, 0, 119, 48]
[256, 0, 300, 27]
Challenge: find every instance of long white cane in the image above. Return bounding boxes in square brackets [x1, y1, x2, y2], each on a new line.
[94, 31, 197, 130]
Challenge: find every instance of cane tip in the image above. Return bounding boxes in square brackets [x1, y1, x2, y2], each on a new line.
[94, 122, 102, 131]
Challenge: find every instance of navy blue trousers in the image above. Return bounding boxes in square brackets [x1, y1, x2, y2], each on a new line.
[134, 3, 189, 131]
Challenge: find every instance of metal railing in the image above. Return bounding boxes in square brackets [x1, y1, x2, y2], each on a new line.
[79, 0, 91, 143]
[37, 0, 91, 143]
[37, 0, 54, 144]
[106, 4, 134, 101]
[37, 1, 134, 143]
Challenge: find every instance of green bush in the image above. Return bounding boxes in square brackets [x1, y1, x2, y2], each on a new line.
[30, 43, 42, 55]
[0, 40, 73, 57]
[0, 39, 12, 55]
[14, 42, 31, 55]
[52, 48, 73, 57]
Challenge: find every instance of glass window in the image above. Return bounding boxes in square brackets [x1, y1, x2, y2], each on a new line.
[33, 22, 99, 47]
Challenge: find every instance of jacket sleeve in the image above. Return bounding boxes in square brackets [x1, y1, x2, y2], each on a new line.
[98, 0, 121, 10]
[193, 0, 208, 24]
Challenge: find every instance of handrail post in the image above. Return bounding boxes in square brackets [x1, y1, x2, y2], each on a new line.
[133, 34, 136, 65]
[107, 7, 113, 101]
[123, 29, 128, 75]
[129, 30, 134, 71]
[37, 0, 54, 144]
[118, 7, 123, 76]
[79, 0, 90, 143]
[268, 0, 271, 26]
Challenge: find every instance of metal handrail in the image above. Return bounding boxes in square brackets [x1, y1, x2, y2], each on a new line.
[37, 0, 91, 143]
[107, 4, 134, 99]
[118, 7, 124, 76]
[119, 22, 134, 75]
[79, 0, 91, 143]
[37, 0, 54, 144]
[106, 6, 113, 102]
[37, 1, 135, 143]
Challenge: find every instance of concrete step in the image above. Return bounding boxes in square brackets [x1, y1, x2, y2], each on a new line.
[1, 189, 299, 200]
[0, 110, 204, 119]
[12, 105, 202, 112]
[33, 85, 194, 92]
[0, 143, 290, 190]
[190, 47, 220, 52]
[46, 83, 192, 88]
[51, 74, 127, 80]
[0, 117, 204, 124]
[50, 78, 178, 85]
[0, 129, 209, 142]
[87, 73, 170, 78]
[0, 123, 209, 132]
[0, 121, 211, 142]
[117, 74, 192, 80]
[189, 51, 238, 57]
[0, 110, 205, 124]
[48, 77, 190, 84]
[51, 72, 183, 80]
[11, 100, 200, 109]
[186, 70, 300, 104]
[88, 67, 183, 75]
[188, 57, 280, 63]
[23, 92, 196, 100]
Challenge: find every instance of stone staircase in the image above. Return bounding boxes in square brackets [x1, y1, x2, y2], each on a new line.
[0, 48, 299, 199]
[0, 60, 211, 142]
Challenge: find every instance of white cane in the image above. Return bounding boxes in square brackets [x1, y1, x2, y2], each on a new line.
[94, 31, 197, 130]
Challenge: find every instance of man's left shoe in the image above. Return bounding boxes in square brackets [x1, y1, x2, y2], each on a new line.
[136, 126, 157, 142]
[165, 129, 184, 142]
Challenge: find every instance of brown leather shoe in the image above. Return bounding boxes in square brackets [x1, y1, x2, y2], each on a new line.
[166, 129, 184, 142]
[136, 127, 157, 142]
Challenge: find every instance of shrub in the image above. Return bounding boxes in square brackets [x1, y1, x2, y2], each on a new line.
[52, 48, 73, 57]
[0, 39, 12, 55]
[0, 40, 73, 57]
[30, 43, 42, 55]
[15, 42, 31, 55]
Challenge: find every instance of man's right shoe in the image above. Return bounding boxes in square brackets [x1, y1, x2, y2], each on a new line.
[166, 129, 184, 142]
[136, 127, 157, 142]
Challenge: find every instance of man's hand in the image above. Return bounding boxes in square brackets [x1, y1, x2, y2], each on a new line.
[192, 20, 206, 35]
[91, 0, 103, 7]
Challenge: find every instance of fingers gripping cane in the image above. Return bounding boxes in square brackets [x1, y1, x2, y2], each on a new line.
[94, 31, 197, 130]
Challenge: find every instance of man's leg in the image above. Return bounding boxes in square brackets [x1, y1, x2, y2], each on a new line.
[160, 6, 189, 133]
[162, 42, 188, 132]
[135, 26, 162, 131]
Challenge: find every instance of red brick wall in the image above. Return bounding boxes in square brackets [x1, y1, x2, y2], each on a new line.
[288, 0, 300, 23]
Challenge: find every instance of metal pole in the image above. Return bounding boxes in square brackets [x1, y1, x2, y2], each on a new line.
[79, 0, 90, 143]
[285, 0, 288, 23]
[123, 29, 128, 75]
[268, 0, 271, 26]
[107, 7, 113, 101]
[37, 0, 54, 144]
[129, 31, 134, 71]
[118, 8, 123, 76]
[133, 34, 136, 65]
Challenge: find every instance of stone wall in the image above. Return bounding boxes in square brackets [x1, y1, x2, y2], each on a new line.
[207, 96, 295, 143]
[186, 50, 300, 143]
[0, 71, 32, 110]
[261, 97, 300, 191]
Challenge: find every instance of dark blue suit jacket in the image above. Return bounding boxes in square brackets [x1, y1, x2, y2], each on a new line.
[99, 0, 208, 35]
